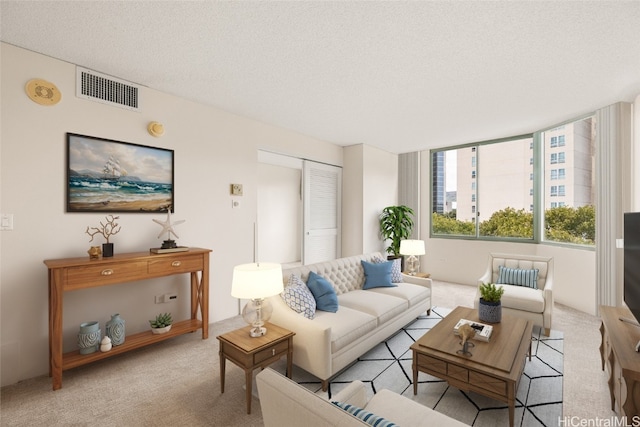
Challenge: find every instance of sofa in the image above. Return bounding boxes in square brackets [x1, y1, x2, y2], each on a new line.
[474, 252, 554, 335]
[256, 367, 465, 427]
[268, 252, 432, 391]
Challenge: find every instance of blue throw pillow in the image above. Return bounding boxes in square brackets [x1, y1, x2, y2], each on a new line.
[497, 266, 539, 289]
[306, 271, 339, 312]
[331, 401, 398, 427]
[361, 260, 396, 290]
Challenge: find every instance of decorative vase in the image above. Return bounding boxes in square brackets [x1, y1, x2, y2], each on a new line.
[78, 321, 101, 355]
[88, 246, 102, 259]
[478, 298, 502, 323]
[106, 313, 125, 346]
[151, 325, 171, 335]
[102, 243, 114, 257]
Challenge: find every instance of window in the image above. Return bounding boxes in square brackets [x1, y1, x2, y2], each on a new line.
[550, 186, 558, 197]
[550, 137, 558, 148]
[558, 135, 565, 146]
[558, 168, 566, 180]
[558, 185, 566, 197]
[472, 157, 476, 167]
[551, 202, 557, 208]
[550, 169, 558, 180]
[431, 135, 534, 240]
[530, 188, 534, 196]
[529, 157, 534, 165]
[558, 152, 566, 163]
[550, 153, 558, 164]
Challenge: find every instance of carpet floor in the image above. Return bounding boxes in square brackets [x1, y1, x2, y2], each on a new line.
[270, 306, 563, 427]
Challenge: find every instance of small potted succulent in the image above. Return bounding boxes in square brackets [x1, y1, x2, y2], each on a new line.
[149, 312, 173, 334]
[478, 283, 504, 323]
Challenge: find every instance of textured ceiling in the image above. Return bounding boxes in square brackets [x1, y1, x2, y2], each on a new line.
[2, 1, 640, 154]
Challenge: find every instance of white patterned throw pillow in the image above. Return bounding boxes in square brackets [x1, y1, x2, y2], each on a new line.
[280, 274, 316, 319]
[373, 256, 403, 283]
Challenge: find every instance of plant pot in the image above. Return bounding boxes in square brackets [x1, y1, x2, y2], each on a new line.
[102, 243, 114, 257]
[151, 325, 171, 335]
[478, 298, 502, 323]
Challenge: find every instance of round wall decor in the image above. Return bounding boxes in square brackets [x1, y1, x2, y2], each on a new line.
[25, 78, 61, 106]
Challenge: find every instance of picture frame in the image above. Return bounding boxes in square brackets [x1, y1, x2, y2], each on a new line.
[66, 133, 174, 213]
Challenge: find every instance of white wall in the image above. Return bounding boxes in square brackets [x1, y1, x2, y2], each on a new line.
[0, 43, 343, 386]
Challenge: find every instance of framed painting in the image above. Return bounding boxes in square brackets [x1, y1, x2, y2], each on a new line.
[66, 133, 174, 213]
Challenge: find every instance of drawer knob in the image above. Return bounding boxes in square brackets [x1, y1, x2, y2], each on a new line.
[171, 261, 181, 267]
[101, 269, 114, 276]
[272, 348, 276, 356]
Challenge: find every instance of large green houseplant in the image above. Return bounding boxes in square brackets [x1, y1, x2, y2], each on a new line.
[379, 205, 415, 257]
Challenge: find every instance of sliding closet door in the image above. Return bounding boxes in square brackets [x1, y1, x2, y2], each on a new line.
[303, 160, 342, 264]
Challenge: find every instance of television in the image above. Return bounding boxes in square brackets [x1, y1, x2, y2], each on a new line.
[624, 212, 640, 333]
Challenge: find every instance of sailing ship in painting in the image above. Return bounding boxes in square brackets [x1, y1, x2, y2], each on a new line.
[102, 156, 127, 181]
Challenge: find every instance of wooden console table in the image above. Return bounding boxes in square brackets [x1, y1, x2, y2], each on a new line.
[600, 305, 640, 418]
[44, 247, 211, 390]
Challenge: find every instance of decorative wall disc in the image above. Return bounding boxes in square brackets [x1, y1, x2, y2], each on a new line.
[25, 78, 61, 106]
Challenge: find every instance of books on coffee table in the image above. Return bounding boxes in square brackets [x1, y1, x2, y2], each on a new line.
[453, 318, 493, 342]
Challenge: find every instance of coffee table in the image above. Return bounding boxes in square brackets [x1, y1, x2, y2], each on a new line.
[411, 306, 532, 427]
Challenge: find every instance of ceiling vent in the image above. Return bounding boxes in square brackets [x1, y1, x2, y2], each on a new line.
[76, 67, 140, 111]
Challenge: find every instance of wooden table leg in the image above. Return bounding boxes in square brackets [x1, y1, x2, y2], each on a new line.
[508, 384, 515, 427]
[219, 349, 226, 393]
[50, 270, 64, 390]
[286, 336, 293, 378]
[245, 368, 252, 414]
[412, 352, 418, 394]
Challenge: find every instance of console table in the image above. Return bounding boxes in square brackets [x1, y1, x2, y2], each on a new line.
[599, 305, 640, 418]
[44, 247, 211, 390]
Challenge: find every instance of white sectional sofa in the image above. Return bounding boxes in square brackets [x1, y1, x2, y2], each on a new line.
[268, 252, 432, 391]
[256, 367, 465, 427]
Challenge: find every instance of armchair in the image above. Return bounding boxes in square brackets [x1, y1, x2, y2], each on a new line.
[474, 253, 554, 336]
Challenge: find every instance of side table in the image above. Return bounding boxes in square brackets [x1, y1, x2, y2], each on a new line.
[217, 322, 295, 414]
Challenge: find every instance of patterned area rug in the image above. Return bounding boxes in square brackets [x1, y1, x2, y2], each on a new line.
[272, 306, 563, 426]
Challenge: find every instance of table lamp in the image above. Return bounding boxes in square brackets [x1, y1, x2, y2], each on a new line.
[400, 239, 425, 276]
[231, 262, 283, 337]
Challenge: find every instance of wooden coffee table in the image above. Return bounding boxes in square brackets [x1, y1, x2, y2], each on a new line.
[411, 306, 532, 427]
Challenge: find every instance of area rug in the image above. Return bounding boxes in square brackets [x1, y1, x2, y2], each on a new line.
[271, 306, 563, 427]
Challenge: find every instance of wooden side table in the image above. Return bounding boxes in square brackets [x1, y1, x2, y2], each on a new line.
[217, 322, 295, 414]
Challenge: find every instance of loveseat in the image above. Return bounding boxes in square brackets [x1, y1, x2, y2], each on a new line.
[256, 367, 465, 427]
[474, 252, 554, 335]
[268, 252, 432, 391]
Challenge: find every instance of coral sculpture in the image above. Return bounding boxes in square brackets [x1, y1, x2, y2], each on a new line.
[86, 215, 121, 243]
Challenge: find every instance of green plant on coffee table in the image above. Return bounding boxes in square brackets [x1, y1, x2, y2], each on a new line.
[479, 282, 504, 303]
[149, 312, 173, 329]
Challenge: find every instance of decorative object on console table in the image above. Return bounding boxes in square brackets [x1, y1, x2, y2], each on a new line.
[400, 239, 425, 275]
[149, 312, 173, 334]
[151, 210, 188, 253]
[105, 313, 125, 345]
[87, 246, 102, 259]
[100, 336, 112, 352]
[478, 282, 504, 323]
[85, 215, 121, 257]
[77, 321, 101, 355]
[456, 323, 475, 356]
[379, 205, 414, 271]
[231, 262, 284, 337]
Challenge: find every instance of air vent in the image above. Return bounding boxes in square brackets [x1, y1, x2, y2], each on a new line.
[76, 67, 140, 111]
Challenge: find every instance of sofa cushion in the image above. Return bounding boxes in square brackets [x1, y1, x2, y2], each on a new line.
[312, 307, 377, 353]
[281, 275, 316, 319]
[367, 282, 430, 308]
[307, 271, 339, 312]
[500, 284, 545, 313]
[361, 260, 396, 290]
[338, 290, 407, 325]
[373, 256, 403, 283]
[497, 266, 539, 289]
[365, 389, 467, 426]
[331, 401, 398, 427]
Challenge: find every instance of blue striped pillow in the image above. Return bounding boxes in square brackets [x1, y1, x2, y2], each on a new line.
[497, 266, 539, 289]
[331, 401, 397, 427]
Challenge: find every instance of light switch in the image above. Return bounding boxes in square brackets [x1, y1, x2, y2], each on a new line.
[1, 213, 14, 231]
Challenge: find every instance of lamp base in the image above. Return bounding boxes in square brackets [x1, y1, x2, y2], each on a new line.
[249, 325, 267, 337]
[406, 255, 420, 276]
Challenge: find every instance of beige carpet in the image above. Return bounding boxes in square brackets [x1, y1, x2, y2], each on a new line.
[0, 281, 616, 426]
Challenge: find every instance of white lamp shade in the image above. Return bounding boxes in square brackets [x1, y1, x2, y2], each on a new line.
[231, 263, 283, 299]
[399, 239, 425, 256]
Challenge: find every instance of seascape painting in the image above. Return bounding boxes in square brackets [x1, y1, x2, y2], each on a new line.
[66, 133, 174, 213]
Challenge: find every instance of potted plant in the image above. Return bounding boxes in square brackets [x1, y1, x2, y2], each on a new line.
[86, 215, 121, 257]
[379, 205, 415, 268]
[149, 312, 173, 334]
[478, 282, 505, 323]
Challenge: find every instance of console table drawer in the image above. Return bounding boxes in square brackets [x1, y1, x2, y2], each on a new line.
[255, 340, 289, 364]
[469, 371, 506, 396]
[148, 255, 203, 275]
[448, 364, 469, 382]
[66, 261, 147, 290]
